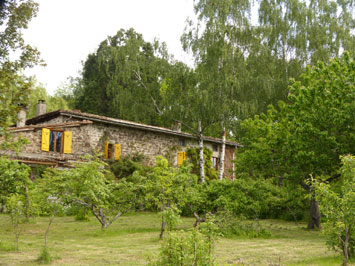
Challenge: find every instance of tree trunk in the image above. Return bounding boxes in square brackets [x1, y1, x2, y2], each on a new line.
[14, 222, 19, 251]
[307, 196, 321, 229]
[198, 121, 205, 183]
[193, 212, 205, 227]
[45, 216, 54, 250]
[343, 224, 350, 266]
[218, 125, 226, 180]
[160, 214, 166, 240]
[24, 185, 30, 222]
[99, 208, 107, 230]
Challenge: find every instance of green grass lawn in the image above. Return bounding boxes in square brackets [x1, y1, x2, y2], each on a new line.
[0, 212, 345, 265]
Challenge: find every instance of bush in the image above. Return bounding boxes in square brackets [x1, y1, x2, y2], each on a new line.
[37, 248, 52, 264]
[149, 217, 219, 266]
[186, 147, 218, 180]
[214, 211, 271, 238]
[183, 178, 308, 221]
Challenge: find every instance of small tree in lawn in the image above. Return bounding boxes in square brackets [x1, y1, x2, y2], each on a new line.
[6, 194, 27, 251]
[44, 155, 138, 230]
[314, 155, 355, 266]
[145, 156, 198, 239]
[33, 171, 65, 263]
[0, 157, 32, 219]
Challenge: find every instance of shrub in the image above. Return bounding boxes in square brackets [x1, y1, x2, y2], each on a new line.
[184, 178, 308, 221]
[37, 248, 52, 264]
[214, 211, 271, 238]
[149, 217, 219, 266]
[109, 156, 146, 179]
[186, 147, 218, 180]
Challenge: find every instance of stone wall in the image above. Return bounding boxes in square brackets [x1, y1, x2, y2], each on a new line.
[13, 116, 236, 178]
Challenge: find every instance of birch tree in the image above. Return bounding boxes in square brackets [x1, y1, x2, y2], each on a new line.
[181, 1, 246, 180]
[184, 0, 355, 127]
[160, 64, 221, 182]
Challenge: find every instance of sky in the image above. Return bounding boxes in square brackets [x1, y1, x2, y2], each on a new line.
[23, 0, 196, 94]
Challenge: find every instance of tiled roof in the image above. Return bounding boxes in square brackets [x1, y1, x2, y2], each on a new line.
[26, 110, 240, 147]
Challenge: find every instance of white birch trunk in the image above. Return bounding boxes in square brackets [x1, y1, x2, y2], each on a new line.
[218, 126, 226, 180]
[198, 121, 205, 183]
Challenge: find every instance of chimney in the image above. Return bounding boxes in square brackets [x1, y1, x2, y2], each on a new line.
[173, 122, 181, 132]
[36, 100, 46, 116]
[16, 105, 27, 127]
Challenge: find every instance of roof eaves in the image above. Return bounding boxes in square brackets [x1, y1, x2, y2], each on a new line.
[60, 112, 240, 147]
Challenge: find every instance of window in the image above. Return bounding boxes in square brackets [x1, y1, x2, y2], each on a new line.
[107, 143, 113, 158]
[49, 130, 63, 152]
[178, 138, 185, 146]
[212, 144, 218, 152]
[212, 157, 219, 170]
[104, 142, 121, 160]
[41, 128, 72, 153]
[177, 151, 187, 166]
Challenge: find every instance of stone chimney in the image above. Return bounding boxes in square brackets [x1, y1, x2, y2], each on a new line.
[16, 105, 27, 127]
[36, 99, 46, 116]
[173, 122, 182, 132]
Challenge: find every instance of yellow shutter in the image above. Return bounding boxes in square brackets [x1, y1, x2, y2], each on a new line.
[177, 151, 184, 166]
[104, 142, 109, 159]
[41, 128, 50, 151]
[63, 131, 72, 154]
[183, 152, 187, 160]
[114, 144, 121, 160]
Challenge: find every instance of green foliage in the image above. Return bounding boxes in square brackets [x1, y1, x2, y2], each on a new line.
[30, 164, 49, 179]
[314, 155, 355, 265]
[236, 53, 355, 228]
[73, 28, 173, 127]
[27, 83, 69, 119]
[37, 247, 52, 264]
[162, 206, 182, 232]
[38, 155, 139, 229]
[149, 230, 216, 266]
[33, 169, 66, 218]
[73, 206, 90, 221]
[143, 156, 198, 238]
[109, 154, 148, 179]
[6, 193, 27, 250]
[214, 211, 271, 239]
[0, 157, 31, 200]
[0, 157, 32, 215]
[199, 179, 305, 220]
[185, 0, 355, 125]
[186, 147, 217, 180]
[150, 218, 219, 266]
[286, 53, 355, 180]
[0, 0, 43, 150]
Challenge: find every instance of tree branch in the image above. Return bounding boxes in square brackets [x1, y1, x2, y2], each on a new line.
[133, 69, 163, 115]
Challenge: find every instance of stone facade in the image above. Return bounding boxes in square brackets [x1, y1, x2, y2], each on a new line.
[6, 110, 239, 179]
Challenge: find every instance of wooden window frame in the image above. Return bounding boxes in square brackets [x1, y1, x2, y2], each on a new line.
[212, 157, 219, 170]
[108, 143, 113, 159]
[49, 130, 64, 153]
[178, 138, 185, 147]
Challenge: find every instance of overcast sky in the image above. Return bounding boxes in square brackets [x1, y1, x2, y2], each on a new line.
[23, 0, 196, 94]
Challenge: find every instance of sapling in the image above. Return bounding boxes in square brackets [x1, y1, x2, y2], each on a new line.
[6, 194, 26, 251]
[314, 155, 355, 266]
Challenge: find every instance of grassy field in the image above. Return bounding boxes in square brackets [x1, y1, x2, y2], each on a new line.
[0, 212, 345, 265]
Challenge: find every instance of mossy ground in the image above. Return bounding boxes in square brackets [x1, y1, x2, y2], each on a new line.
[0, 212, 347, 265]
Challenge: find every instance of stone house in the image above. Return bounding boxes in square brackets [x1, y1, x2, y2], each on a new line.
[4, 101, 239, 179]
